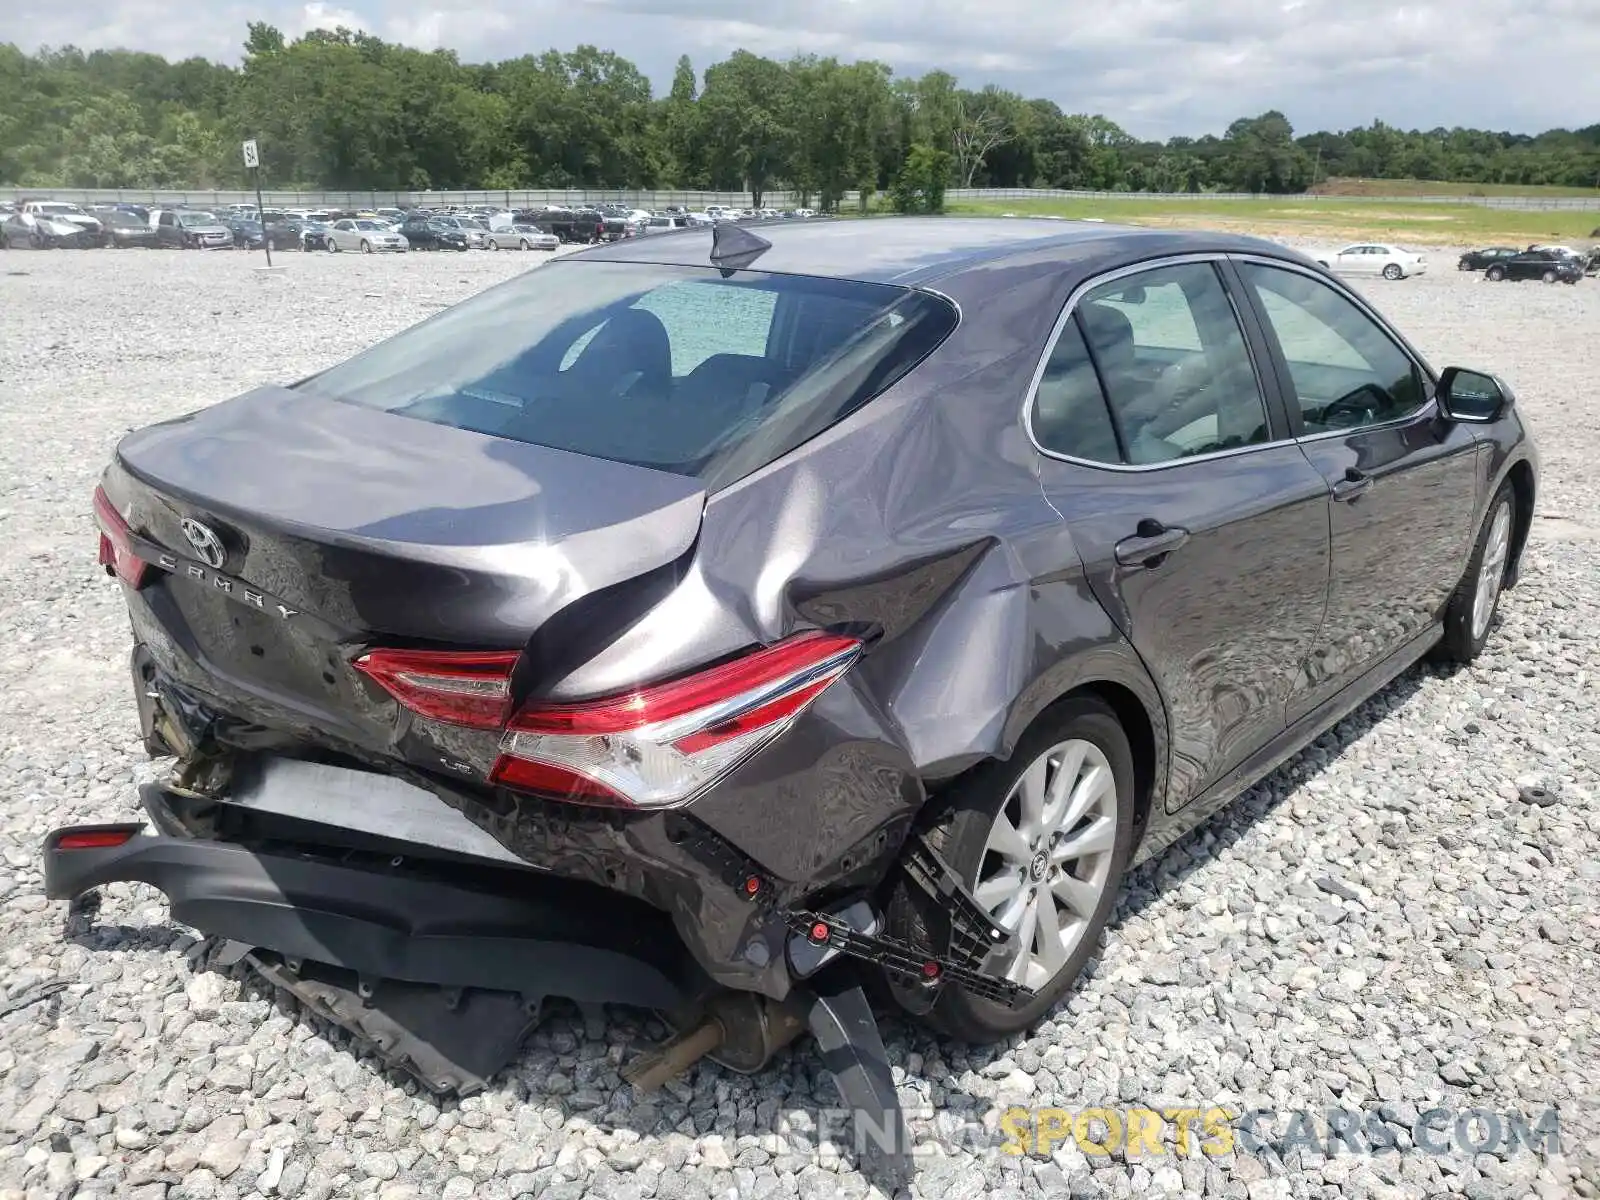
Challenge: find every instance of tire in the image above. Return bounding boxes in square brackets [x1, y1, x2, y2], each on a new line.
[1486, 266, 1505, 281]
[1541, 270, 1557, 284]
[1382, 263, 1403, 280]
[1458, 260, 1471, 271]
[361, 240, 372, 254]
[519, 239, 529, 251]
[327, 238, 338, 253]
[885, 695, 1136, 1042]
[1432, 482, 1515, 665]
[487, 239, 500, 251]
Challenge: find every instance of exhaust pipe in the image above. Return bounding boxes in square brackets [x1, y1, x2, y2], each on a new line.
[624, 990, 809, 1090]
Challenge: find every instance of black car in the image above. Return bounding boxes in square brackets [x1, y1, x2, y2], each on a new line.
[251, 220, 307, 252]
[1484, 250, 1584, 284]
[47, 219, 1536, 1189]
[97, 210, 159, 249]
[398, 216, 469, 251]
[297, 221, 334, 251]
[1458, 246, 1518, 271]
[224, 217, 266, 249]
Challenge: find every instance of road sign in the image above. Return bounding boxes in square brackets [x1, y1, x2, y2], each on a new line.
[242, 139, 259, 169]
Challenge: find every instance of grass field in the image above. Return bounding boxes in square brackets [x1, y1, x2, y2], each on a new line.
[1311, 177, 1600, 199]
[944, 195, 1600, 245]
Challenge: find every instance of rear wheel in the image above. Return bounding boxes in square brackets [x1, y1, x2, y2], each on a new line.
[1433, 482, 1515, 665]
[1382, 263, 1404, 280]
[1486, 265, 1506, 281]
[887, 696, 1135, 1041]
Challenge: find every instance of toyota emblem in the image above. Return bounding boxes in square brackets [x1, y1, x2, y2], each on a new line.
[180, 518, 228, 570]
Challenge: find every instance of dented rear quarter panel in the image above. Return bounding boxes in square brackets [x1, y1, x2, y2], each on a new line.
[554, 241, 1172, 889]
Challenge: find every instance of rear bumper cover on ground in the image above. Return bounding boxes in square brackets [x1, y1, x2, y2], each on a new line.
[43, 787, 707, 1012]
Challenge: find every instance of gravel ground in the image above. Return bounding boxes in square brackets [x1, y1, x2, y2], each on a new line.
[0, 243, 1596, 1200]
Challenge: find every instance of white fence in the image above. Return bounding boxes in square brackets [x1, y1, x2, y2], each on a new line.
[6, 185, 1600, 212]
[947, 187, 1600, 211]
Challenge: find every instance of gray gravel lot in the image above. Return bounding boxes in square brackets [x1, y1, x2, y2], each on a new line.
[0, 242, 1596, 1200]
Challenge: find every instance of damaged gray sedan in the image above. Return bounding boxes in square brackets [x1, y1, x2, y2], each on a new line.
[46, 217, 1537, 1187]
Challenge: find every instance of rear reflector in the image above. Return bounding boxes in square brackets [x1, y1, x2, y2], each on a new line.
[56, 828, 138, 850]
[492, 630, 863, 808]
[92, 485, 149, 588]
[352, 648, 521, 729]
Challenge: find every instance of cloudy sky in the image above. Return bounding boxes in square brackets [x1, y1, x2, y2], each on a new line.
[5, 0, 1599, 139]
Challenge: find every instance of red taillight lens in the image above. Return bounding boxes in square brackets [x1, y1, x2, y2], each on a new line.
[492, 630, 863, 808]
[92, 484, 149, 588]
[56, 828, 138, 850]
[352, 648, 521, 729]
[354, 631, 863, 808]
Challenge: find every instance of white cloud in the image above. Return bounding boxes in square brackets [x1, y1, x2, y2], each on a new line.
[3, 0, 1598, 138]
[296, 1, 368, 36]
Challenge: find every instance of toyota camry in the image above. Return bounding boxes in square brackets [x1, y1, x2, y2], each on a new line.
[45, 217, 1537, 1186]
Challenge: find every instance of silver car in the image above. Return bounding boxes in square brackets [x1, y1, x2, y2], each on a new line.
[326, 219, 409, 254]
[485, 224, 559, 252]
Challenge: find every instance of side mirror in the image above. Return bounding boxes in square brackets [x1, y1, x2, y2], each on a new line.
[1437, 366, 1513, 423]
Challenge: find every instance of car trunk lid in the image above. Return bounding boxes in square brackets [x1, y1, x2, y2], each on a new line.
[107, 385, 703, 733]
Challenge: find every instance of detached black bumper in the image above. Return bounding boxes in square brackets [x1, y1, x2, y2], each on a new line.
[43, 792, 706, 1012]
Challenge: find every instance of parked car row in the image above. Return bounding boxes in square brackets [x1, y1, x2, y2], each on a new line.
[1457, 243, 1598, 284]
[0, 197, 831, 254]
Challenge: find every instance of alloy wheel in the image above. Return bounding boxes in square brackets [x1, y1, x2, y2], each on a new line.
[974, 739, 1119, 989]
[1471, 500, 1512, 642]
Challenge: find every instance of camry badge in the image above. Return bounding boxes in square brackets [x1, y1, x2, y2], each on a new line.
[180, 518, 227, 570]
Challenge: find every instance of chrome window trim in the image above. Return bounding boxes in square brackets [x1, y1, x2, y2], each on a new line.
[1229, 253, 1441, 442]
[1022, 252, 1291, 474]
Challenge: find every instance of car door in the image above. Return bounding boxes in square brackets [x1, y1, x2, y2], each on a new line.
[1033, 258, 1333, 813]
[1231, 257, 1482, 722]
[331, 220, 353, 249]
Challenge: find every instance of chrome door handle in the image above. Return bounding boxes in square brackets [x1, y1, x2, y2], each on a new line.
[1332, 468, 1373, 503]
[1114, 521, 1191, 568]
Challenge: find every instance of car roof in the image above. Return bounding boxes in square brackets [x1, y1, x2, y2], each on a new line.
[567, 216, 1302, 286]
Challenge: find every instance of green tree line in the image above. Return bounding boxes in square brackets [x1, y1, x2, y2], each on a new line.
[3, 28, 1598, 205]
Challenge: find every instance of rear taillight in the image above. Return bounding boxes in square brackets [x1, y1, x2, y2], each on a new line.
[493, 630, 862, 808]
[92, 484, 149, 588]
[355, 631, 863, 808]
[352, 648, 522, 728]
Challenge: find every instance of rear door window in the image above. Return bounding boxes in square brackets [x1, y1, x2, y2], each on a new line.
[298, 261, 958, 490]
[1075, 263, 1271, 464]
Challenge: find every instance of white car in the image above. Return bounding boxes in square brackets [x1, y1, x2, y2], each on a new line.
[1311, 243, 1427, 280]
[484, 224, 559, 252]
[20, 201, 102, 235]
[326, 219, 408, 253]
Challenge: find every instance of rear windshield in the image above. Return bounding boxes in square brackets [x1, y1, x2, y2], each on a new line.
[296, 260, 958, 489]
